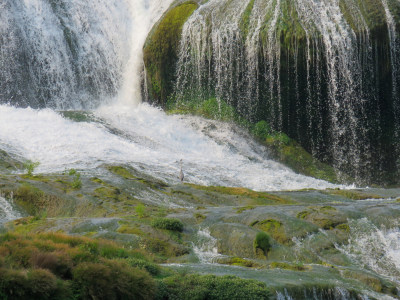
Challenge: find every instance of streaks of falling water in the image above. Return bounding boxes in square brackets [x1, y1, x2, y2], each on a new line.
[192, 228, 222, 264]
[174, 0, 400, 184]
[0, 0, 173, 109]
[336, 218, 400, 283]
[0, 194, 20, 223]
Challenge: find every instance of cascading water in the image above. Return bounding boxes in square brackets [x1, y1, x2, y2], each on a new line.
[0, 194, 20, 223]
[0, 0, 172, 109]
[174, 0, 400, 184]
[0, 0, 343, 192]
[192, 228, 221, 263]
[336, 218, 400, 283]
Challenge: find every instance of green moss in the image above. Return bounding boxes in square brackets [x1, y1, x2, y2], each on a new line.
[254, 219, 290, 245]
[216, 257, 260, 268]
[94, 187, 121, 201]
[269, 262, 309, 271]
[239, 0, 255, 40]
[168, 97, 249, 124]
[90, 177, 104, 184]
[297, 210, 311, 219]
[236, 206, 255, 214]
[336, 223, 350, 232]
[187, 184, 291, 205]
[108, 166, 135, 179]
[194, 213, 206, 222]
[144, 2, 199, 105]
[117, 224, 143, 235]
[324, 189, 381, 200]
[264, 133, 340, 183]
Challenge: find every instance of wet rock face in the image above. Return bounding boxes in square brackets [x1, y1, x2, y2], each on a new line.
[144, 0, 400, 185]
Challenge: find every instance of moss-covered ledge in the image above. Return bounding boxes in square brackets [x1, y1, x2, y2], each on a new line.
[143, 1, 199, 106]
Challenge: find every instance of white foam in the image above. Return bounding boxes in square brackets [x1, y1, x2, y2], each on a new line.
[0, 103, 340, 191]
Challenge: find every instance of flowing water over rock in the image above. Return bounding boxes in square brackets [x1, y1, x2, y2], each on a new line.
[1, 0, 400, 298]
[337, 218, 400, 283]
[0, 194, 20, 223]
[172, 0, 400, 183]
[0, 103, 338, 191]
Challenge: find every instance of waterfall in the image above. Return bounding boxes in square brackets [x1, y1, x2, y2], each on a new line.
[0, 194, 21, 223]
[0, 0, 172, 109]
[174, 0, 400, 183]
[336, 218, 400, 282]
[192, 228, 221, 263]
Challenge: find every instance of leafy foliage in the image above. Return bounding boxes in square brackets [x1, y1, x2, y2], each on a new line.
[151, 218, 184, 232]
[24, 160, 40, 176]
[156, 274, 271, 299]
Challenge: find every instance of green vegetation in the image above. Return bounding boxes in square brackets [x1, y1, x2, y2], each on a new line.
[324, 189, 381, 200]
[239, 0, 256, 40]
[24, 161, 40, 177]
[253, 219, 289, 245]
[254, 232, 271, 257]
[151, 218, 184, 232]
[167, 97, 246, 124]
[144, 2, 199, 105]
[135, 204, 146, 218]
[216, 257, 260, 268]
[168, 97, 339, 183]
[187, 184, 291, 205]
[269, 262, 309, 271]
[156, 274, 271, 299]
[0, 233, 156, 300]
[69, 169, 82, 190]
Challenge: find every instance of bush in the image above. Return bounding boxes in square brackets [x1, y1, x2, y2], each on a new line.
[254, 232, 271, 256]
[31, 252, 73, 279]
[24, 160, 40, 176]
[156, 274, 271, 299]
[27, 269, 58, 299]
[151, 218, 184, 232]
[252, 120, 272, 140]
[127, 258, 161, 276]
[73, 262, 156, 300]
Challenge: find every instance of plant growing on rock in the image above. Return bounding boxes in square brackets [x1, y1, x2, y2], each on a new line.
[254, 232, 271, 257]
[24, 160, 40, 176]
[151, 218, 184, 232]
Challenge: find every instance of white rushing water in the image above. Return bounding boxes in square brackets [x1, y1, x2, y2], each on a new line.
[0, 195, 20, 223]
[336, 218, 400, 282]
[192, 228, 221, 263]
[0, 103, 339, 191]
[0, 0, 343, 192]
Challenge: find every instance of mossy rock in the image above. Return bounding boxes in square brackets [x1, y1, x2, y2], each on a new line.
[295, 206, 348, 230]
[143, 1, 199, 106]
[324, 189, 382, 200]
[269, 261, 310, 272]
[252, 219, 290, 245]
[216, 256, 261, 268]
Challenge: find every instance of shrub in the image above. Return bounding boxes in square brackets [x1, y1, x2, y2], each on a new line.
[252, 120, 272, 140]
[156, 274, 271, 299]
[126, 258, 161, 276]
[69, 170, 82, 189]
[151, 218, 184, 232]
[24, 160, 40, 176]
[31, 252, 73, 279]
[254, 232, 271, 256]
[73, 262, 156, 300]
[135, 204, 146, 218]
[27, 269, 58, 299]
